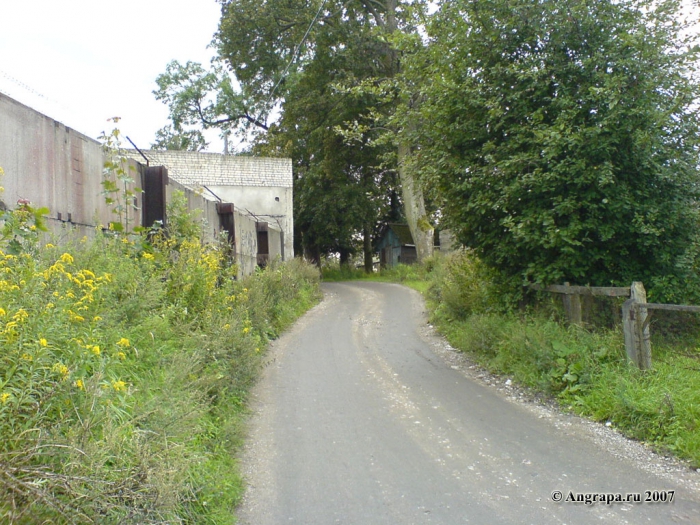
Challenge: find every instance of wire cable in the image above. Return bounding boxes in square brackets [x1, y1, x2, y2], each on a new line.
[257, 0, 329, 124]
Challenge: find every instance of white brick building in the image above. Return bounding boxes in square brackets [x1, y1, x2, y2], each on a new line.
[128, 150, 294, 259]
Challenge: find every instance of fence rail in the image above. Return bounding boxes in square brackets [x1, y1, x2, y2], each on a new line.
[532, 281, 700, 370]
[530, 284, 630, 297]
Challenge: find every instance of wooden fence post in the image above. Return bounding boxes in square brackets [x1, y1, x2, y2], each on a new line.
[632, 281, 652, 370]
[622, 298, 638, 366]
[562, 282, 583, 326]
[622, 282, 652, 370]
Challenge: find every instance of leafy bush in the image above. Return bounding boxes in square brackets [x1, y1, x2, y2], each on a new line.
[426, 251, 500, 319]
[419, 0, 700, 302]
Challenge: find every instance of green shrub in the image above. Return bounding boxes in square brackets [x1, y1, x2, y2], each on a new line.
[426, 251, 500, 319]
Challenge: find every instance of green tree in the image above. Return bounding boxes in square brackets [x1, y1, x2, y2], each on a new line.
[217, 0, 434, 262]
[251, 10, 397, 268]
[153, 60, 269, 143]
[417, 0, 700, 301]
[151, 125, 208, 151]
[154, 1, 434, 267]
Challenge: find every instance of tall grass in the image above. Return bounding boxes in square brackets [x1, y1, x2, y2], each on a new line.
[0, 199, 321, 523]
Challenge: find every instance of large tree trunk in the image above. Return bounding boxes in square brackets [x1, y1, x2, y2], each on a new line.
[339, 247, 352, 267]
[383, 0, 433, 263]
[304, 243, 321, 267]
[363, 223, 373, 273]
[398, 142, 433, 262]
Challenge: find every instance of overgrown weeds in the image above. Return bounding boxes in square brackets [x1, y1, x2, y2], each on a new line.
[0, 192, 321, 523]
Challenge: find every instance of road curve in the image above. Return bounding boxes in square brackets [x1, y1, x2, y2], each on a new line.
[237, 281, 700, 525]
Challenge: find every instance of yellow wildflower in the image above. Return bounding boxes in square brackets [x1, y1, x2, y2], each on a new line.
[142, 253, 154, 260]
[0, 308, 5, 316]
[111, 380, 127, 392]
[116, 338, 130, 347]
[39, 338, 48, 347]
[242, 327, 250, 334]
[90, 345, 101, 356]
[223, 324, 231, 330]
[68, 311, 85, 323]
[59, 253, 74, 264]
[93, 316, 102, 322]
[12, 309, 28, 322]
[80, 236, 87, 243]
[52, 363, 69, 378]
[117, 351, 126, 361]
[46, 303, 54, 309]
[45, 243, 55, 249]
[20, 353, 33, 362]
[1, 392, 10, 404]
[74, 379, 85, 390]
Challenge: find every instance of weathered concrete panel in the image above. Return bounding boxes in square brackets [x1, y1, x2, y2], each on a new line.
[208, 185, 293, 260]
[0, 93, 267, 278]
[123, 149, 294, 261]
[235, 210, 258, 278]
[0, 93, 143, 238]
[267, 224, 283, 264]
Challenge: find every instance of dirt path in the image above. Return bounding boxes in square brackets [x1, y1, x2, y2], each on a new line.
[236, 281, 700, 524]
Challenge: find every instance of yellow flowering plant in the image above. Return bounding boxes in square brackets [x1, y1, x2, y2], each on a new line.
[0, 167, 321, 522]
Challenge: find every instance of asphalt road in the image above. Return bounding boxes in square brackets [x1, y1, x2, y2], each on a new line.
[237, 281, 700, 525]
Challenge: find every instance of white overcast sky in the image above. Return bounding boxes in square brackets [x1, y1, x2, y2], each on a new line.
[0, 0, 223, 152]
[0, 1, 698, 156]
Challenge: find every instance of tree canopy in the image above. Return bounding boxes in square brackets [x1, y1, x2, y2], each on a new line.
[411, 0, 700, 300]
[153, 0, 433, 267]
[153, 0, 700, 300]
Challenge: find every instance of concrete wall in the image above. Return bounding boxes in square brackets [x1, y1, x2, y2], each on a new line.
[0, 93, 279, 278]
[207, 185, 292, 259]
[0, 92, 143, 239]
[234, 210, 258, 277]
[167, 178, 222, 243]
[267, 224, 283, 264]
[126, 150, 294, 260]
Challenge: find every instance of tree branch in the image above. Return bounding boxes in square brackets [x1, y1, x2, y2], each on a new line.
[194, 99, 269, 131]
[361, 0, 385, 27]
